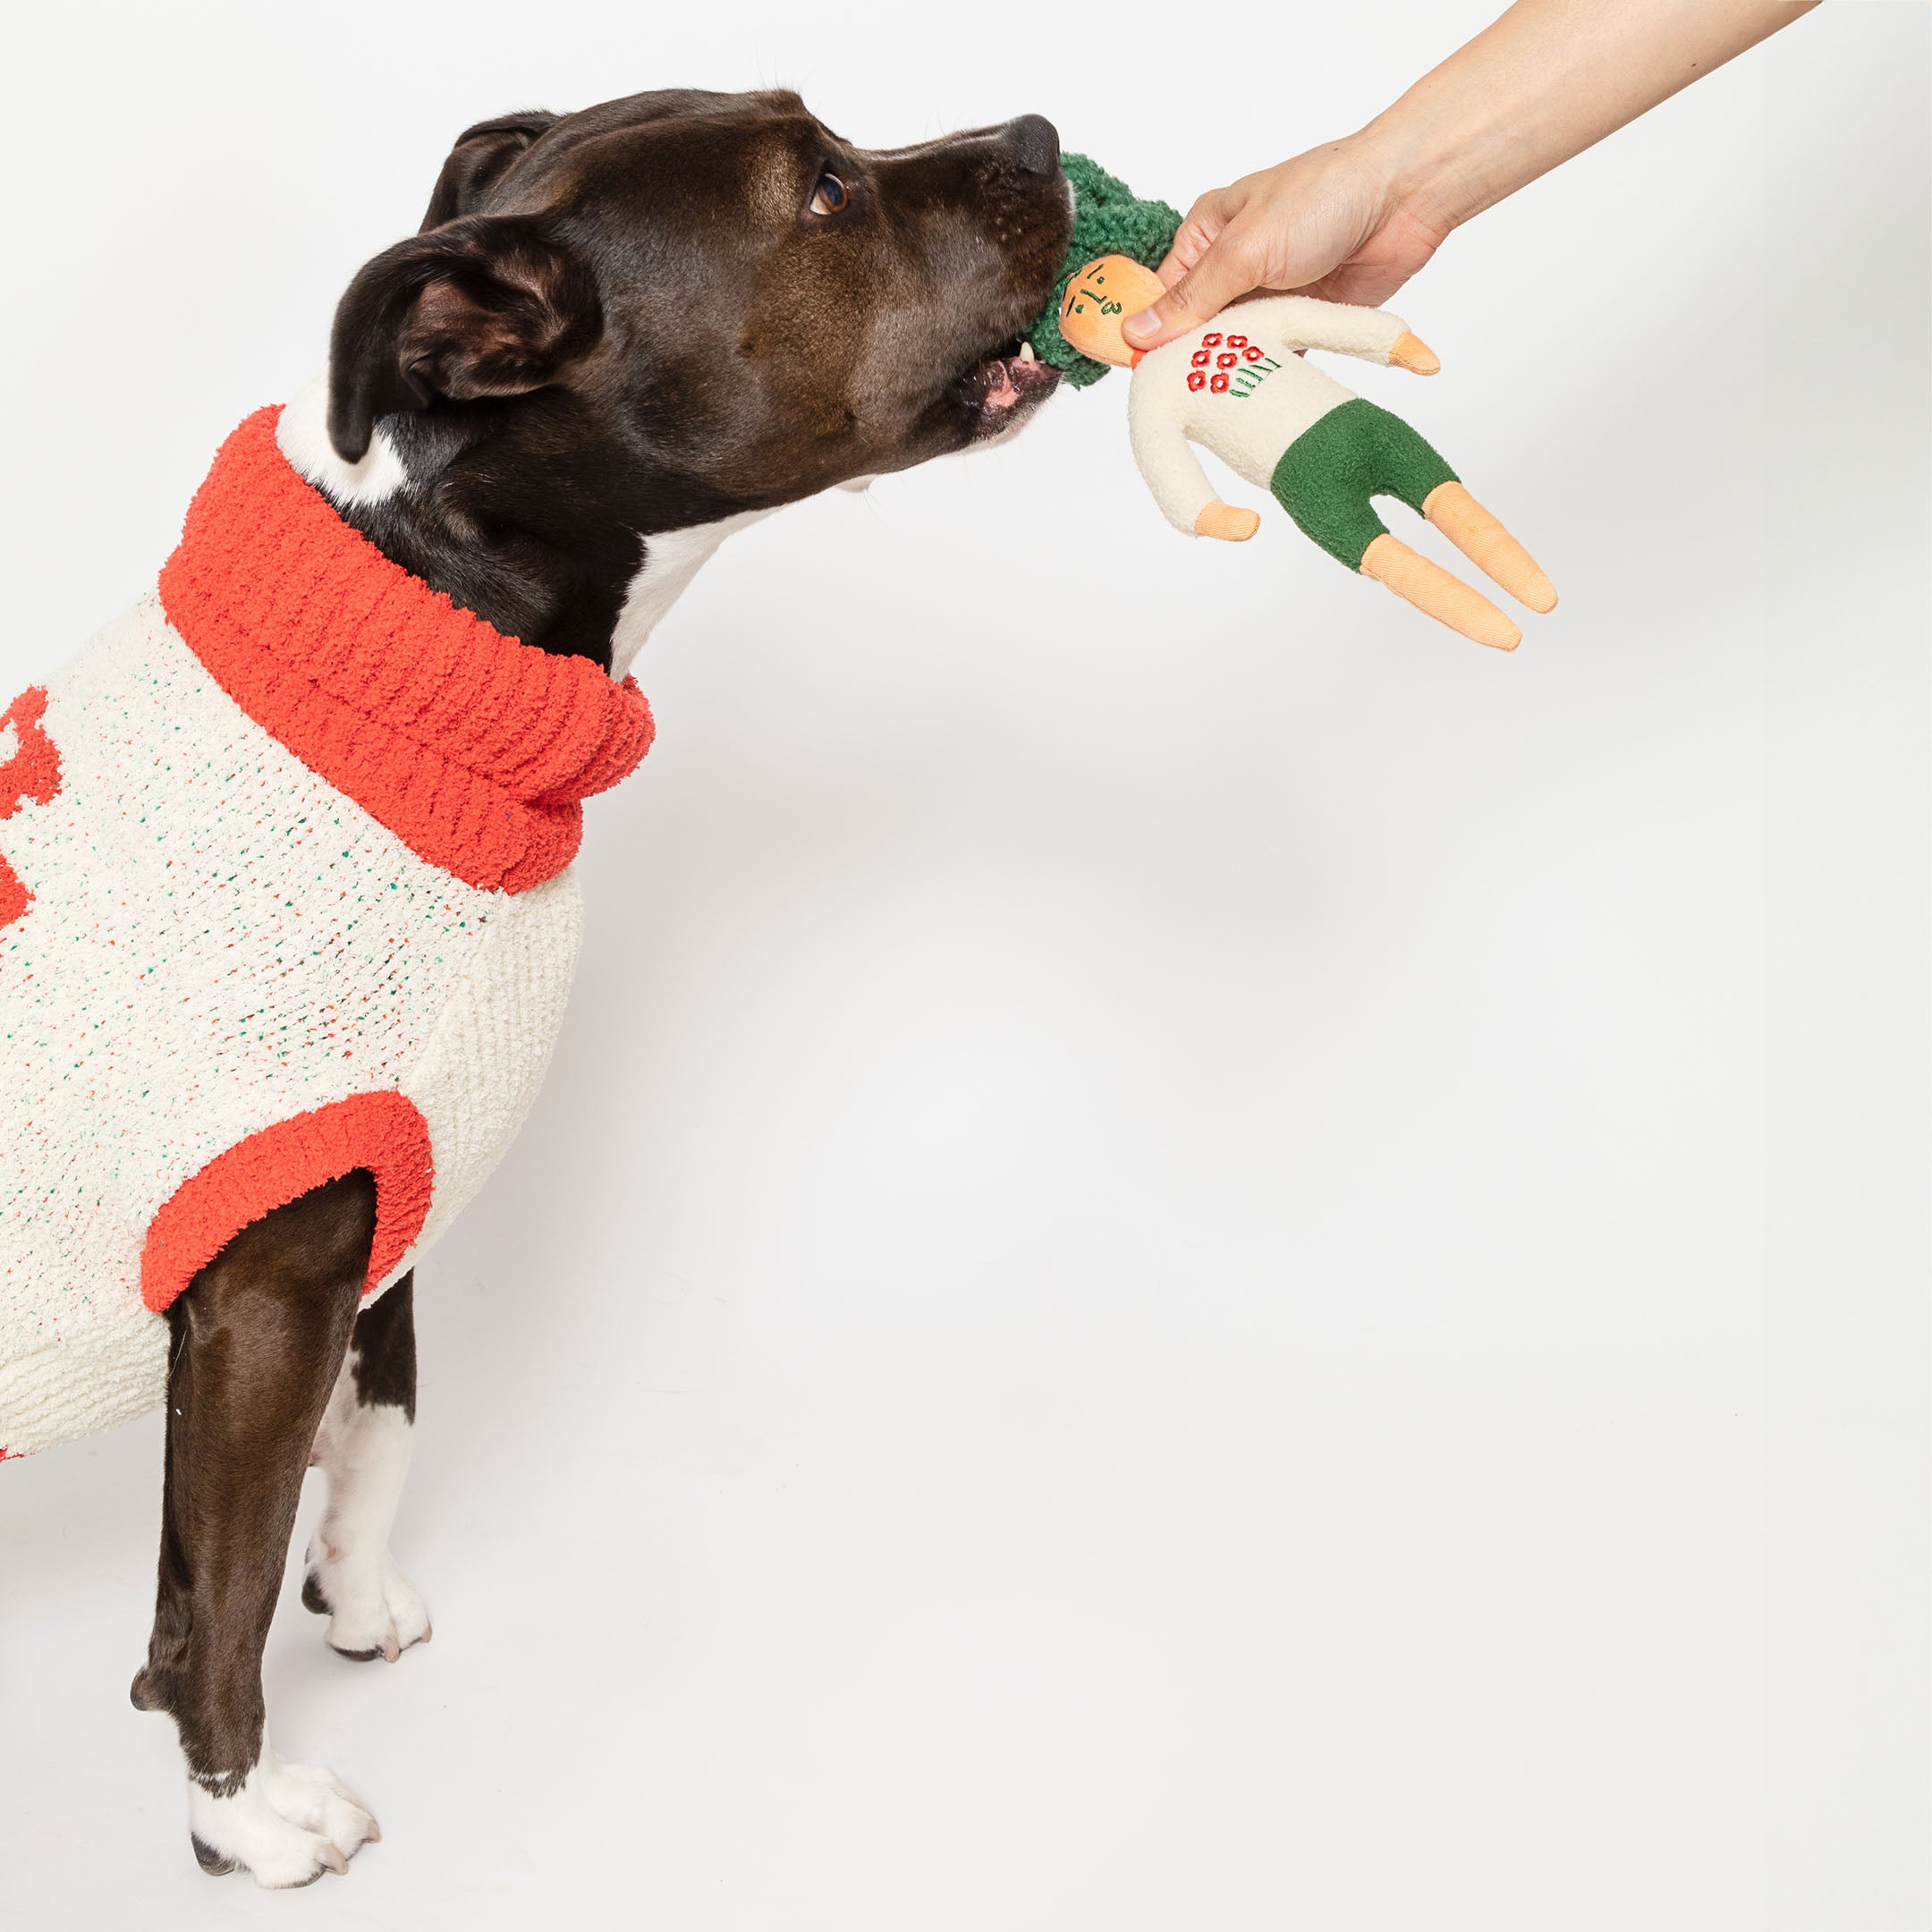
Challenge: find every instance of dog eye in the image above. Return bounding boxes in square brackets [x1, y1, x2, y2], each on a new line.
[809, 170, 850, 217]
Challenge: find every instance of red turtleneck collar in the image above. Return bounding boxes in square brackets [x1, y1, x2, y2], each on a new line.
[157, 407, 654, 894]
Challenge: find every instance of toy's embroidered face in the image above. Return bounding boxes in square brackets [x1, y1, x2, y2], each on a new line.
[1058, 254, 1166, 368]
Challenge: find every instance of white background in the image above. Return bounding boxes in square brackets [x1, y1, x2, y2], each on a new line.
[1, 4, 1926, 1927]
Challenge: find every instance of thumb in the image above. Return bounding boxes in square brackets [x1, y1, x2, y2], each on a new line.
[1122, 228, 1258, 349]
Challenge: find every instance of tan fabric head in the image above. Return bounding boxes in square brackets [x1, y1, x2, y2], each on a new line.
[1058, 255, 1167, 368]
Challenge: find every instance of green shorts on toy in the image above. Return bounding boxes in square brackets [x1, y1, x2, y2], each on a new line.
[1035, 155, 1556, 652]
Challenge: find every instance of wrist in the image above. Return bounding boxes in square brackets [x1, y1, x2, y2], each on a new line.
[1352, 90, 1485, 242]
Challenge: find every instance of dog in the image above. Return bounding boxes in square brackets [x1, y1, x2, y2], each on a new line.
[0, 88, 1071, 1886]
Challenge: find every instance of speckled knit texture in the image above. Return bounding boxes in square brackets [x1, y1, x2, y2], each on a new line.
[0, 409, 623, 1460]
[1024, 153, 1182, 389]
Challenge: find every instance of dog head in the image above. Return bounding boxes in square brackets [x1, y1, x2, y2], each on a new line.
[327, 90, 1073, 513]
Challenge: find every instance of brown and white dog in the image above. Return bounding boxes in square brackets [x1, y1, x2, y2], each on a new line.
[33, 87, 1071, 1887]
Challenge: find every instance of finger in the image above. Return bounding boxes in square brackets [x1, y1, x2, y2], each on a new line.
[1156, 187, 1242, 283]
[1155, 220, 1213, 288]
[1123, 221, 1263, 349]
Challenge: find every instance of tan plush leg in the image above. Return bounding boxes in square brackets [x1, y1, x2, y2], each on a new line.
[1360, 533, 1521, 652]
[1422, 482, 1558, 614]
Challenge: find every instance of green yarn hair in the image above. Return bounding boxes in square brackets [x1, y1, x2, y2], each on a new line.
[1024, 153, 1182, 390]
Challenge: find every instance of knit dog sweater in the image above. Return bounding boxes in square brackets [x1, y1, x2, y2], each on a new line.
[0, 408, 652, 1460]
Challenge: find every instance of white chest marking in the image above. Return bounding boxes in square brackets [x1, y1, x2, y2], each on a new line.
[607, 508, 773, 677]
[276, 382, 776, 673]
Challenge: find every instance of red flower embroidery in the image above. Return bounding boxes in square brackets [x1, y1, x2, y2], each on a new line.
[1216, 352, 1237, 370]
[1243, 344, 1264, 362]
[1200, 332, 1223, 348]
[1209, 373, 1230, 394]
[1225, 334, 1248, 350]
[1187, 369, 1207, 392]
[1191, 349, 1211, 369]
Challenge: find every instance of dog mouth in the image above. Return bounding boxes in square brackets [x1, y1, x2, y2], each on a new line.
[953, 336, 1061, 441]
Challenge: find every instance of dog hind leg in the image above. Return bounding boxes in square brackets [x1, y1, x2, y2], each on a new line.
[302, 1271, 431, 1662]
[130, 1171, 382, 1887]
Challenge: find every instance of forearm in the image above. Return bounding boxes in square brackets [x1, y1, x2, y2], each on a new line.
[1360, 0, 1820, 233]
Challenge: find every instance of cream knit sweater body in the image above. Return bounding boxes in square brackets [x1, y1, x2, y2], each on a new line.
[0, 410, 650, 1460]
[1127, 297, 1411, 532]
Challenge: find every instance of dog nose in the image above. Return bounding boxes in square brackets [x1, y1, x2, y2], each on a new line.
[1005, 114, 1061, 177]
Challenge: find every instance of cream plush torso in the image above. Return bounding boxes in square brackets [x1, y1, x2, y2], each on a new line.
[1126, 296, 1411, 532]
[0, 409, 651, 1460]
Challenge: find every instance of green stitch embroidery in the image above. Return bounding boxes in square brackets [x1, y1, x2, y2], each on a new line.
[1228, 355, 1282, 399]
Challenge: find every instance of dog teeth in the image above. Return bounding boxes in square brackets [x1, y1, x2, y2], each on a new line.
[1017, 340, 1036, 362]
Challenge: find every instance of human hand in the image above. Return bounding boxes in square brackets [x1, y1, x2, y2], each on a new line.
[1193, 502, 1262, 542]
[1121, 136, 1447, 352]
[1118, 0, 1822, 354]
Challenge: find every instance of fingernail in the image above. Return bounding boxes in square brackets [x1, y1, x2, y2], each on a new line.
[1121, 309, 1157, 343]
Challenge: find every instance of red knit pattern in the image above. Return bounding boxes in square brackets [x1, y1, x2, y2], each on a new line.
[0, 687, 62, 816]
[157, 408, 654, 894]
[140, 1091, 435, 1312]
[0, 684, 63, 932]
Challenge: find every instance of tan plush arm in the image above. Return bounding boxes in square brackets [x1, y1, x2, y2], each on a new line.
[1195, 503, 1262, 542]
[1389, 332, 1440, 374]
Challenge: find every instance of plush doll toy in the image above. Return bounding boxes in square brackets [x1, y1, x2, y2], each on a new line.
[1030, 158, 1556, 651]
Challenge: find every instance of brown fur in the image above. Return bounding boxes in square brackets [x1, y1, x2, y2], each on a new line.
[116, 86, 1070, 1881]
[131, 1174, 376, 1787]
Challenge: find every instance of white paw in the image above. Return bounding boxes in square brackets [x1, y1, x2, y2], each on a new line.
[304, 1538, 432, 1663]
[187, 1749, 378, 1888]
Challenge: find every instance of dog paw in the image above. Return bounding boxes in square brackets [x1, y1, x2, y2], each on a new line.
[303, 1540, 431, 1663]
[187, 1750, 378, 1888]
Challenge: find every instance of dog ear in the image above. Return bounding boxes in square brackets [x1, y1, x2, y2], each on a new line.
[421, 111, 559, 229]
[326, 215, 601, 463]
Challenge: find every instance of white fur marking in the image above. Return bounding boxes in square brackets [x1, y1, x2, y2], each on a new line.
[187, 1733, 377, 1888]
[276, 369, 406, 508]
[307, 1354, 429, 1661]
[606, 508, 773, 678]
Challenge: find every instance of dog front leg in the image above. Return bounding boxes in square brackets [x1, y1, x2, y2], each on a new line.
[131, 1172, 382, 1887]
[302, 1270, 431, 1661]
